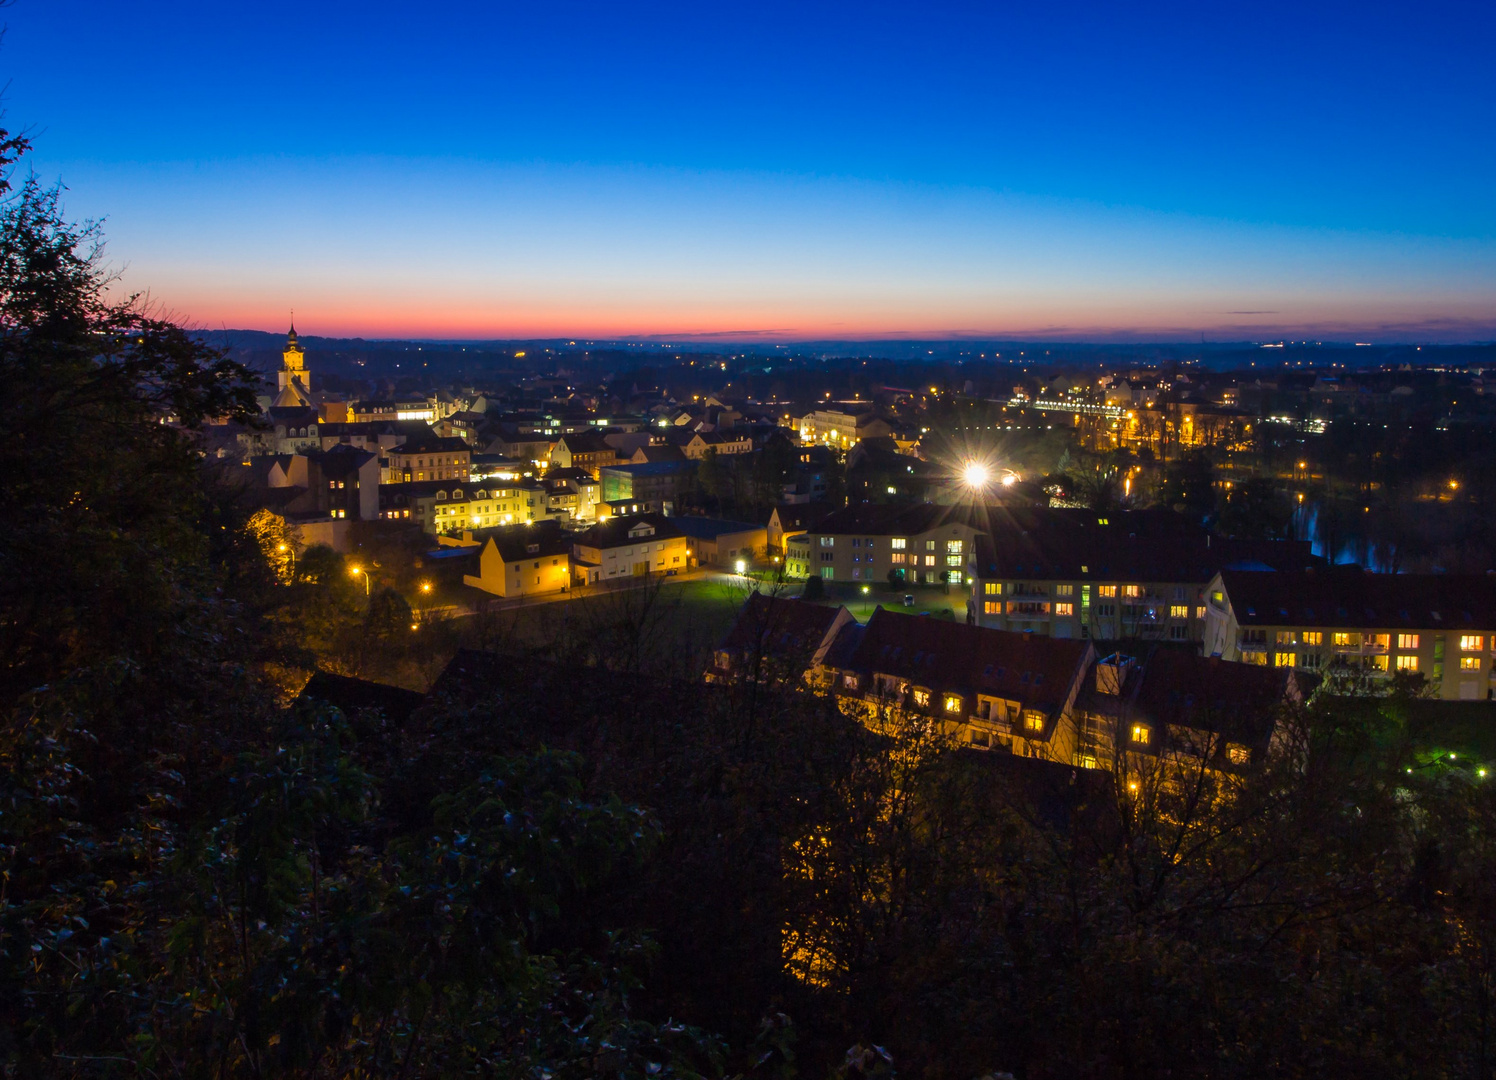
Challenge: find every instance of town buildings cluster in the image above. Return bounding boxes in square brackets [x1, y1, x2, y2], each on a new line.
[214, 328, 1496, 711]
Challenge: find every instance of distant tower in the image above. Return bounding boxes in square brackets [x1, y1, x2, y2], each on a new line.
[273, 321, 312, 407]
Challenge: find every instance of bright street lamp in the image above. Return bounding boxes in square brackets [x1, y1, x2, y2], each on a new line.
[961, 461, 991, 489]
[349, 566, 370, 596]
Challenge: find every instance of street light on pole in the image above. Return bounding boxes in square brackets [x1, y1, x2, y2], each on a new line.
[350, 566, 369, 596]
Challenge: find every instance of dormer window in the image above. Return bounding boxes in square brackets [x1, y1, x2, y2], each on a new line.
[1131, 724, 1152, 745]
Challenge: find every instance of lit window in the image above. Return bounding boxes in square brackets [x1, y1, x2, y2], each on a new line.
[1098, 585, 1117, 597]
[1302, 631, 1323, 646]
[944, 695, 962, 713]
[1395, 655, 1419, 671]
[1461, 635, 1484, 651]
[946, 540, 963, 553]
[1367, 654, 1389, 671]
[1397, 634, 1419, 649]
[984, 601, 1001, 615]
[924, 555, 936, 567]
[1131, 724, 1151, 745]
[946, 554, 963, 567]
[1170, 605, 1188, 619]
[925, 540, 936, 551]
[891, 553, 905, 565]
[985, 582, 1002, 595]
[1276, 630, 1296, 644]
[1332, 633, 1356, 647]
[1366, 633, 1389, 649]
[1460, 656, 1481, 671]
[1123, 585, 1140, 598]
[1054, 603, 1074, 616]
[1023, 711, 1045, 732]
[843, 673, 859, 690]
[820, 537, 834, 547]
[1055, 584, 1074, 596]
[891, 538, 906, 550]
[1274, 652, 1296, 668]
[1227, 744, 1250, 765]
[912, 689, 931, 707]
[1195, 606, 1206, 620]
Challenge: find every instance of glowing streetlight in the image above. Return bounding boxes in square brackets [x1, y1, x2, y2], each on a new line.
[349, 566, 369, 596]
[962, 461, 991, 489]
[734, 559, 747, 575]
[420, 581, 432, 594]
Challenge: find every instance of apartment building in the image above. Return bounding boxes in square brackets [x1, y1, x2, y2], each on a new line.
[819, 606, 1096, 758]
[461, 522, 573, 599]
[1203, 568, 1496, 701]
[797, 409, 893, 448]
[800, 503, 989, 586]
[386, 435, 471, 484]
[1071, 649, 1297, 772]
[571, 513, 690, 584]
[968, 509, 1319, 641]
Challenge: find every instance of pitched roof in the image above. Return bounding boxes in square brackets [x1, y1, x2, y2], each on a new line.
[393, 433, 471, 455]
[771, 503, 835, 532]
[1219, 569, 1496, 629]
[555, 430, 613, 454]
[841, 607, 1093, 716]
[971, 521, 1318, 582]
[573, 512, 685, 549]
[718, 592, 845, 656]
[481, 520, 572, 563]
[810, 502, 989, 537]
[1077, 647, 1292, 746]
[670, 516, 764, 539]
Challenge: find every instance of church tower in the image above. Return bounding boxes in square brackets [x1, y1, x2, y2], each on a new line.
[273, 322, 312, 407]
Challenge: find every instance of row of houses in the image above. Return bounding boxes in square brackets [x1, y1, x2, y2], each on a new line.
[772, 501, 1496, 701]
[450, 513, 770, 598]
[709, 594, 1295, 771]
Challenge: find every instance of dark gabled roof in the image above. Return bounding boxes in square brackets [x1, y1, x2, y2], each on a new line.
[811, 502, 989, 537]
[573, 513, 685, 549]
[718, 592, 843, 656]
[1219, 569, 1496, 629]
[631, 442, 688, 464]
[482, 520, 572, 563]
[392, 434, 471, 455]
[267, 405, 319, 423]
[843, 607, 1092, 716]
[772, 502, 835, 531]
[1077, 647, 1292, 746]
[546, 466, 599, 484]
[971, 524, 1318, 582]
[554, 430, 613, 454]
[307, 443, 376, 477]
[670, 516, 764, 539]
[298, 670, 425, 727]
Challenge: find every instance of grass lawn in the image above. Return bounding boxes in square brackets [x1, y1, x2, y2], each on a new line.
[792, 579, 969, 623]
[459, 575, 753, 676]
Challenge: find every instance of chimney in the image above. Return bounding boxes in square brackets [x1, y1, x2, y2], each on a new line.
[1095, 653, 1134, 695]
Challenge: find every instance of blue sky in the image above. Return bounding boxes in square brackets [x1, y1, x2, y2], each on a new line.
[7, 0, 1495, 340]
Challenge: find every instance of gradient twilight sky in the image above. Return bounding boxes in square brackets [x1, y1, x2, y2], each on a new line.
[8, 0, 1496, 341]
